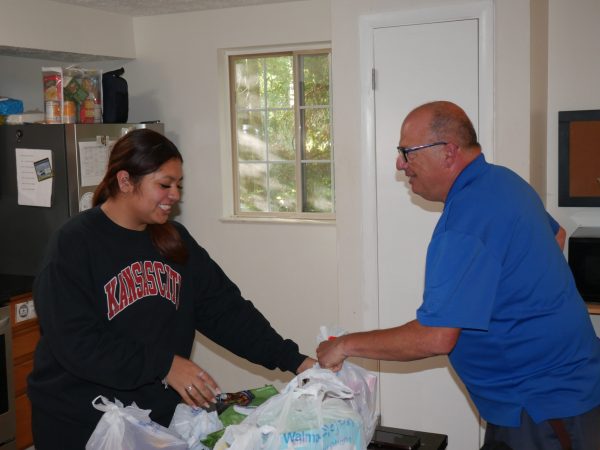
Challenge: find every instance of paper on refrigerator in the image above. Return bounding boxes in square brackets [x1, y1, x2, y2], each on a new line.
[78, 140, 112, 187]
[16, 148, 53, 207]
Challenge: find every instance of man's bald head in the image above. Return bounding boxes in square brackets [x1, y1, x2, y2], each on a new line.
[397, 101, 482, 203]
[406, 101, 480, 151]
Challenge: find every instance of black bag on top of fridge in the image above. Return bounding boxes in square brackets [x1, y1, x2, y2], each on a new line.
[102, 67, 128, 123]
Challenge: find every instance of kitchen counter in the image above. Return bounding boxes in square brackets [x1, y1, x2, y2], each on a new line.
[369, 425, 447, 449]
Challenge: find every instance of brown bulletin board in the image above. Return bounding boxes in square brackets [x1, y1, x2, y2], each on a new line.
[559, 110, 600, 206]
[569, 121, 600, 197]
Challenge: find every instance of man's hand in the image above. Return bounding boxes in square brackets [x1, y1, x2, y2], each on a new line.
[316, 337, 347, 372]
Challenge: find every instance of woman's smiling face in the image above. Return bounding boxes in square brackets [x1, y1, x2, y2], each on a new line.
[126, 158, 183, 230]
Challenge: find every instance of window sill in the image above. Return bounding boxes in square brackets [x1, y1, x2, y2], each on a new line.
[220, 216, 335, 226]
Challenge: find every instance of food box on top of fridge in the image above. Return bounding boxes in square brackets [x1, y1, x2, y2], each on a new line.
[42, 66, 102, 124]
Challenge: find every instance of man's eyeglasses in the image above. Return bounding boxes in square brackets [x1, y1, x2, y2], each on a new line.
[396, 141, 447, 163]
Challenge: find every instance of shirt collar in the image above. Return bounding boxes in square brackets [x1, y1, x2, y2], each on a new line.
[445, 153, 488, 205]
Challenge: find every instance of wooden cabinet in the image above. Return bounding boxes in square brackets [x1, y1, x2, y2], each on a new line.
[10, 292, 39, 450]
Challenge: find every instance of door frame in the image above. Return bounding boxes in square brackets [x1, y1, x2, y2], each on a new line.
[357, 0, 495, 332]
[356, 3, 494, 446]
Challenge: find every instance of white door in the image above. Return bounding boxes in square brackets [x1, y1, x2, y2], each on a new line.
[373, 18, 483, 450]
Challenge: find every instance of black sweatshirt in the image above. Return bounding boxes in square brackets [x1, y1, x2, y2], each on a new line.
[28, 206, 306, 431]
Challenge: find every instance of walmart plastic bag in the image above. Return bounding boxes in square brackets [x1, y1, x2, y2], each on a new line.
[85, 396, 187, 450]
[216, 367, 364, 450]
[169, 403, 223, 450]
[318, 326, 378, 446]
[334, 362, 378, 445]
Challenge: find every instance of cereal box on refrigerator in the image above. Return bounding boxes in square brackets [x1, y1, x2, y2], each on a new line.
[42, 67, 63, 124]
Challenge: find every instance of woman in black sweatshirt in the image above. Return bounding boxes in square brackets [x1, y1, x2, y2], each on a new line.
[28, 128, 314, 449]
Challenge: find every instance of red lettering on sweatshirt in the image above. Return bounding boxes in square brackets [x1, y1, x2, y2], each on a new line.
[104, 278, 119, 320]
[144, 261, 158, 296]
[164, 265, 173, 301]
[103, 260, 182, 320]
[118, 272, 130, 308]
[131, 262, 144, 300]
[170, 269, 182, 308]
[120, 267, 138, 303]
[154, 262, 166, 296]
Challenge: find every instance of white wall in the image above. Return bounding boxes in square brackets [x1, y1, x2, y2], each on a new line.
[126, 0, 337, 391]
[0, 0, 134, 59]
[546, 0, 600, 236]
[546, 0, 600, 331]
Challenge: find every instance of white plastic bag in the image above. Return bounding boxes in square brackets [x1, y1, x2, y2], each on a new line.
[334, 363, 378, 445]
[318, 326, 379, 446]
[215, 423, 278, 450]
[216, 367, 364, 450]
[85, 396, 187, 450]
[169, 403, 223, 450]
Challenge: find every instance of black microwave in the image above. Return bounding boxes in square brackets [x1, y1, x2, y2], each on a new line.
[568, 227, 600, 303]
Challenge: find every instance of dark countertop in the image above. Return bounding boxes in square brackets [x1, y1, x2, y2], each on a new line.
[369, 425, 448, 449]
[0, 273, 35, 305]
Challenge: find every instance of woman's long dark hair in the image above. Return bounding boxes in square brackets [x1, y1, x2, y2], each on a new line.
[93, 128, 188, 264]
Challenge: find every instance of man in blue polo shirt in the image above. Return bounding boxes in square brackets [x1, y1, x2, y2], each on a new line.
[316, 101, 600, 449]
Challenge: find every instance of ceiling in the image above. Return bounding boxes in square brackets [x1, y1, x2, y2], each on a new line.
[1, 0, 310, 61]
[47, 0, 308, 16]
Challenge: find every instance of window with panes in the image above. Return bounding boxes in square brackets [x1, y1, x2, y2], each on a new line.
[229, 50, 333, 219]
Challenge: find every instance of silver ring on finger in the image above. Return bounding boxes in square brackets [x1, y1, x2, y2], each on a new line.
[197, 370, 205, 377]
[186, 385, 194, 392]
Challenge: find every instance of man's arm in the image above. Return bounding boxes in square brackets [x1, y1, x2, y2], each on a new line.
[546, 212, 566, 251]
[316, 320, 460, 370]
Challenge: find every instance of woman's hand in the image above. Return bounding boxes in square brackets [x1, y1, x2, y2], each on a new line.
[165, 355, 221, 408]
[296, 356, 317, 374]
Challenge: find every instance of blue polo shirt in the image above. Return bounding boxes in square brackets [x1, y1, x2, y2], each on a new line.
[417, 154, 600, 426]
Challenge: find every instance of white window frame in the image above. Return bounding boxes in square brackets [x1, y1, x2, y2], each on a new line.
[224, 45, 334, 221]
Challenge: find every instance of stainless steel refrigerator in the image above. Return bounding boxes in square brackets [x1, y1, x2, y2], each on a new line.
[0, 122, 164, 279]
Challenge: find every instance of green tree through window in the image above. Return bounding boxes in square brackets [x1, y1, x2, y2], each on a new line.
[230, 50, 333, 218]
